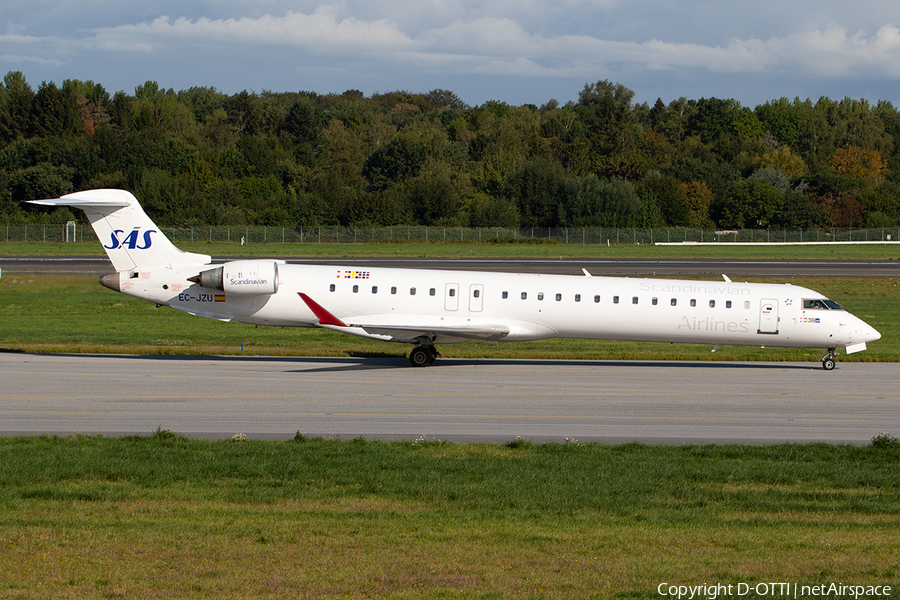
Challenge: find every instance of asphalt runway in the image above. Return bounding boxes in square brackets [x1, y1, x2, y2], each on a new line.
[2, 255, 900, 277]
[2, 353, 897, 444]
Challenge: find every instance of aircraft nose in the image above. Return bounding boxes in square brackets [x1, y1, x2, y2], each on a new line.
[856, 316, 881, 343]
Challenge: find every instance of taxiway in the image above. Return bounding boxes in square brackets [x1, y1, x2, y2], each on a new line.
[2, 353, 896, 444]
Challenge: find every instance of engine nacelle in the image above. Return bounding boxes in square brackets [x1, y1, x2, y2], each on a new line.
[191, 260, 280, 296]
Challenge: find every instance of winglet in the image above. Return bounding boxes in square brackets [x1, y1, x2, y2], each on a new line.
[582, 268, 592, 277]
[298, 293, 347, 327]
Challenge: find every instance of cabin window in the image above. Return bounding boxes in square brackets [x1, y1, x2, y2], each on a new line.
[473, 289, 480, 298]
[372, 286, 378, 294]
[690, 299, 697, 307]
[652, 297, 658, 306]
[429, 288, 436, 296]
[726, 300, 732, 308]
[353, 285, 359, 293]
[594, 295, 601, 303]
[391, 286, 397, 295]
[537, 292, 544, 301]
[744, 301, 751, 309]
[709, 300, 715, 308]
[575, 294, 581, 302]
[671, 298, 677, 306]
[632, 296, 639, 305]
[521, 292, 527, 300]
[329, 284, 336, 292]
[502, 291, 508, 299]
[449, 288, 455, 297]
[613, 296, 619, 304]
[410, 287, 416, 295]
[556, 293, 562, 301]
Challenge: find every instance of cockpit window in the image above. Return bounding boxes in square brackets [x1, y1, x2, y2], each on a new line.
[803, 299, 845, 310]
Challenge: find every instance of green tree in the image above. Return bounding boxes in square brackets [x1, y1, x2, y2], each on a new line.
[362, 137, 424, 190]
[577, 80, 640, 176]
[464, 193, 519, 227]
[682, 181, 715, 226]
[687, 97, 739, 145]
[755, 98, 802, 148]
[716, 178, 785, 228]
[560, 175, 642, 227]
[756, 146, 808, 177]
[639, 172, 691, 226]
[426, 89, 469, 110]
[0, 71, 34, 142]
[31, 81, 80, 138]
[502, 157, 566, 227]
[10, 162, 74, 202]
[405, 162, 460, 225]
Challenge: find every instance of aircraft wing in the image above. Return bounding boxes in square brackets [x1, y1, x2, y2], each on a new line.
[298, 292, 509, 342]
[355, 323, 509, 343]
[171, 305, 234, 322]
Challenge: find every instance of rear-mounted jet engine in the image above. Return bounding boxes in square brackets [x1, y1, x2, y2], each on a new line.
[188, 260, 280, 295]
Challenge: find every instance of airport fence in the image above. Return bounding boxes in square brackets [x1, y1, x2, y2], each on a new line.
[3, 223, 900, 245]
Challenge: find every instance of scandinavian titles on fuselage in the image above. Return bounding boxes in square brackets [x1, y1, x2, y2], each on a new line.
[639, 282, 751, 295]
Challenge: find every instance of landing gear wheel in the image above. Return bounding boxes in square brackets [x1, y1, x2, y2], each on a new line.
[409, 346, 434, 367]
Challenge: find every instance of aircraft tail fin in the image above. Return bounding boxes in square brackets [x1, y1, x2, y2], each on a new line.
[29, 189, 211, 272]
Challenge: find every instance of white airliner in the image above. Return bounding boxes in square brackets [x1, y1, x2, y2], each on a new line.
[31, 189, 881, 369]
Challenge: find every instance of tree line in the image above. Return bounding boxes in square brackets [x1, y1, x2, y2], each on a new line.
[2, 71, 899, 229]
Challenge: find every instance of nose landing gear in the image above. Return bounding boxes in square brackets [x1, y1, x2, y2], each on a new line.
[409, 345, 440, 367]
[819, 348, 837, 370]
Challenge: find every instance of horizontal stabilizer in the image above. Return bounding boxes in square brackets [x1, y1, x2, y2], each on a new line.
[29, 197, 131, 208]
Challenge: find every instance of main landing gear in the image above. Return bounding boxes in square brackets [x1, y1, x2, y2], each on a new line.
[819, 347, 837, 370]
[409, 345, 440, 367]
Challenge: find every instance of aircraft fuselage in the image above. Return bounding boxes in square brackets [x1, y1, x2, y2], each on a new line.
[105, 263, 876, 352]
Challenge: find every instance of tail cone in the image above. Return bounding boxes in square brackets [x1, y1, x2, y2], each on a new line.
[99, 273, 120, 292]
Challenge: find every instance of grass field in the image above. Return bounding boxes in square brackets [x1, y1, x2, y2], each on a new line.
[1, 274, 896, 362]
[1, 433, 898, 599]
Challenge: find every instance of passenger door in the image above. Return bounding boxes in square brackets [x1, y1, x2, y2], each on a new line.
[758, 299, 779, 334]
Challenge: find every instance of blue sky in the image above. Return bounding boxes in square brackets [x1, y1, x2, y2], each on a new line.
[2, 0, 899, 108]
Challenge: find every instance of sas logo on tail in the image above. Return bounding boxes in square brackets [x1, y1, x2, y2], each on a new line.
[104, 229, 156, 250]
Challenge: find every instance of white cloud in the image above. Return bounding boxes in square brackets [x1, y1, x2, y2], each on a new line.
[83, 8, 413, 53]
[5, 6, 900, 80]
[0, 53, 65, 67]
